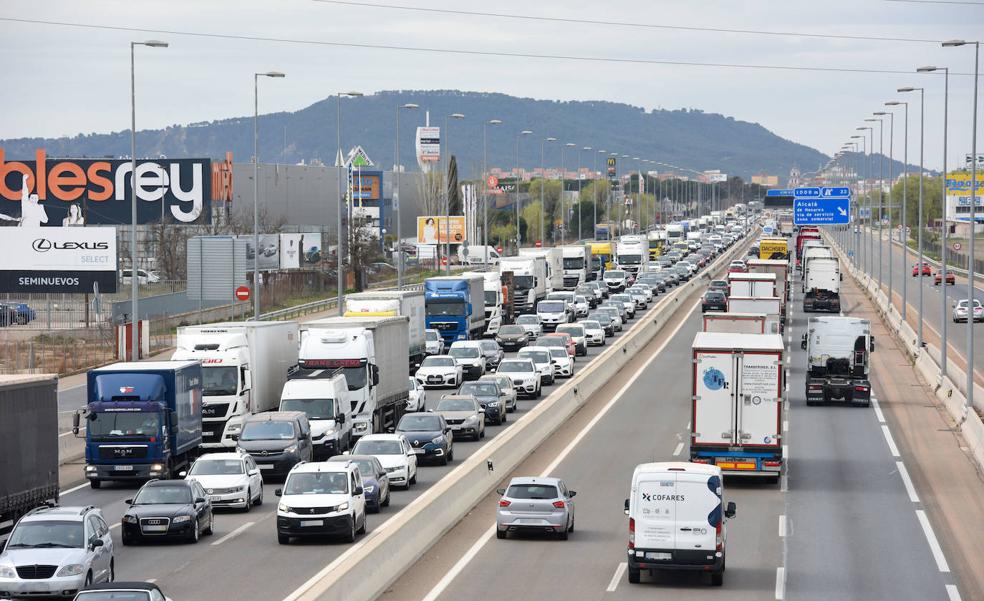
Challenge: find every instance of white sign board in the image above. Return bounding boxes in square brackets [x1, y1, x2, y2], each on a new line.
[0, 226, 118, 293]
[279, 233, 303, 269]
[416, 126, 441, 171]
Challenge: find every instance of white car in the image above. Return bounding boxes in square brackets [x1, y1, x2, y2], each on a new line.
[183, 450, 264, 511]
[537, 299, 570, 330]
[415, 355, 463, 388]
[425, 329, 445, 355]
[351, 433, 418, 489]
[516, 314, 543, 339]
[494, 358, 541, 399]
[518, 346, 556, 386]
[603, 269, 628, 292]
[573, 295, 590, 318]
[547, 347, 575, 378]
[579, 319, 606, 346]
[631, 283, 654, 302]
[448, 341, 488, 380]
[120, 268, 161, 285]
[953, 299, 984, 323]
[407, 377, 426, 412]
[625, 286, 649, 309]
[275, 460, 367, 544]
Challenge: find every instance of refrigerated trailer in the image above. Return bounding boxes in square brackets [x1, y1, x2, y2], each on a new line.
[702, 312, 768, 334]
[726, 296, 781, 335]
[690, 332, 785, 478]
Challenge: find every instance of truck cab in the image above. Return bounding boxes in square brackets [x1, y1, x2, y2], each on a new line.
[616, 235, 648, 275]
[424, 275, 485, 343]
[561, 245, 591, 290]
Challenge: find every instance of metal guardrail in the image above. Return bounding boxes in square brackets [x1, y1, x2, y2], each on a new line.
[256, 284, 424, 322]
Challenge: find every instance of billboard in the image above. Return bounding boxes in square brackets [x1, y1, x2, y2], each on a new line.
[752, 174, 779, 186]
[417, 216, 466, 245]
[238, 234, 280, 270]
[300, 232, 322, 265]
[351, 171, 382, 201]
[415, 127, 441, 168]
[0, 149, 212, 225]
[0, 226, 117, 293]
[280, 233, 303, 269]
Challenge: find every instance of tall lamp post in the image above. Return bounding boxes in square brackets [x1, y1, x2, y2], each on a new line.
[129, 40, 168, 360]
[515, 129, 532, 251]
[876, 110, 895, 309]
[943, 39, 979, 412]
[394, 102, 418, 288]
[539, 137, 556, 247]
[898, 86, 925, 346]
[597, 150, 607, 235]
[483, 119, 502, 268]
[866, 116, 884, 290]
[851, 133, 867, 271]
[335, 91, 363, 316]
[857, 126, 874, 277]
[583, 147, 593, 239]
[252, 71, 286, 320]
[444, 113, 465, 274]
[885, 101, 909, 321]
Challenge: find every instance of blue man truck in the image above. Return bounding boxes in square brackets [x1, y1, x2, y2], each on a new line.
[424, 275, 486, 344]
[74, 361, 203, 489]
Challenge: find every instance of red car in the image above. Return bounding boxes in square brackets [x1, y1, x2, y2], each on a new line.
[541, 332, 576, 358]
[912, 262, 932, 277]
[934, 270, 955, 285]
[728, 260, 747, 274]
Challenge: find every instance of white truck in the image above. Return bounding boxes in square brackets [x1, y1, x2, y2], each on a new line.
[665, 223, 685, 245]
[615, 235, 649, 274]
[519, 247, 563, 293]
[803, 257, 841, 313]
[746, 259, 789, 302]
[726, 297, 782, 335]
[279, 373, 352, 459]
[800, 245, 834, 285]
[702, 312, 768, 334]
[464, 270, 505, 337]
[171, 321, 298, 449]
[298, 315, 410, 442]
[728, 273, 777, 299]
[801, 316, 874, 406]
[500, 255, 547, 314]
[561, 244, 592, 290]
[344, 289, 426, 368]
[690, 332, 785, 478]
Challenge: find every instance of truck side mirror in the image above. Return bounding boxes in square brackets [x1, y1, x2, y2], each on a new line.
[371, 365, 380, 386]
[800, 334, 808, 350]
[870, 337, 876, 352]
[725, 501, 737, 519]
[624, 498, 630, 515]
[72, 412, 81, 436]
[337, 414, 345, 424]
[242, 368, 252, 391]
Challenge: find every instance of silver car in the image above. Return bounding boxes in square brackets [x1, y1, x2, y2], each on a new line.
[515, 314, 543, 339]
[496, 476, 576, 540]
[952, 299, 984, 323]
[479, 374, 518, 413]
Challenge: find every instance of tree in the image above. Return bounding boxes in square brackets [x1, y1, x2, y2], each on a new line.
[348, 215, 384, 291]
[521, 201, 544, 243]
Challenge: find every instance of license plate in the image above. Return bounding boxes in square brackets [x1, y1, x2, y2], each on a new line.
[114, 465, 134, 471]
[300, 520, 323, 527]
[142, 525, 167, 532]
[413, 448, 426, 454]
[258, 464, 274, 470]
[646, 552, 672, 560]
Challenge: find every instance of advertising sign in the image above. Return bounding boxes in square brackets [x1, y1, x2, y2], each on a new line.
[350, 171, 382, 201]
[0, 149, 212, 225]
[238, 234, 280, 270]
[279, 233, 303, 269]
[415, 127, 441, 167]
[946, 171, 984, 203]
[300, 232, 322, 265]
[0, 226, 117, 293]
[417, 216, 466, 245]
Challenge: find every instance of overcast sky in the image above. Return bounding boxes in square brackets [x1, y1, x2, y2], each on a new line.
[0, 0, 981, 172]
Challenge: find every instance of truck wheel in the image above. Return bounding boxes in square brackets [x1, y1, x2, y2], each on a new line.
[710, 570, 724, 587]
[627, 566, 641, 584]
[496, 528, 507, 539]
[89, 479, 102, 489]
[278, 533, 290, 545]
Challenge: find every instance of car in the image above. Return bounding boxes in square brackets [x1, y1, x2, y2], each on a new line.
[586, 280, 608, 299]
[434, 395, 486, 441]
[671, 265, 691, 282]
[448, 342, 487, 380]
[596, 305, 624, 331]
[236, 411, 313, 479]
[952, 299, 984, 323]
[912, 262, 932, 277]
[702, 290, 728, 313]
[120, 268, 161, 285]
[495, 324, 531, 351]
[424, 329, 445, 355]
[0, 303, 18, 327]
[351, 433, 418, 488]
[415, 355, 463, 388]
[515, 314, 543, 339]
[518, 346, 557, 386]
[547, 347, 575, 378]
[625, 286, 649, 309]
[495, 358, 542, 399]
[477, 339, 504, 369]
[638, 274, 666, 293]
[579, 319, 606, 346]
[459, 379, 508, 425]
[575, 285, 599, 308]
[708, 279, 729, 296]
[934, 270, 955, 286]
[610, 294, 637, 319]
[0, 505, 115, 598]
[603, 270, 628, 293]
[394, 412, 454, 465]
[74, 582, 173, 601]
[540, 332, 576, 359]
[407, 377, 426, 412]
[537, 299, 571, 330]
[479, 374, 519, 413]
[555, 324, 588, 356]
[728, 260, 747, 274]
[183, 450, 264, 511]
[496, 476, 576, 540]
[121, 479, 214, 544]
[587, 311, 615, 337]
[6, 302, 35, 325]
[573, 295, 590, 317]
[546, 291, 577, 316]
[275, 460, 367, 544]
[631, 283, 655, 302]
[327, 454, 391, 512]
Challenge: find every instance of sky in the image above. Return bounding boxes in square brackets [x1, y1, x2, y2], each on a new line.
[0, 0, 981, 172]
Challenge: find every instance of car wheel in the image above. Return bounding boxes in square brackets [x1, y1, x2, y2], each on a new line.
[244, 488, 253, 512]
[357, 513, 367, 534]
[710, 570, 724, 587]
[255, 484, 264, 506]
[440, 450, 449, 466]
[383, 489, 391, 507]
[627, 566, 641, 584]
[500, 412, 506, 424]
[121, 533, 133, 546]
[189, 519, 200, 543]
[409, 469, 417, 485]
[447, 447, 454, 462]
[568, 518, 574, 532]
[496, 528, 507, 540]
[535, 386, 542, 399]
[278, 533, 290, 545]
[84, 571, 93, 588]
[109, 559, 115, 582]
[480, 425, 486, 439]
[558, 527, 569, 540]
[89, 479, 101, 490]
[204, 514, 214, 535]
[344, 517, 357, 543]
[15, 315, 27, 326]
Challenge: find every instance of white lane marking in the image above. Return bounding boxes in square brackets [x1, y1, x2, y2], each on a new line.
[946, 584, 963, 601]
[110, 523, 120, 531]
[672, 442, 684, 457]
[775, 566, 786, 600]
[881, 425, 900, 458]
[61, 483, 90, 496]
[59, 428, 84, 438]
[785, 355, 790, 365]
[782, 445, 789, 460]
[897, 461, 920, 503]
[606, 562, 627, 592]
[211, 521, 255, 546]
[915, 509, 950, 573]
[782, 420, 789, 432]
[871, 397, 886, 424]
[780, 474, 788, 492]
[147, 578, 157, 584]
[417, 301, 701, 601]
[778, 514, 787, 538]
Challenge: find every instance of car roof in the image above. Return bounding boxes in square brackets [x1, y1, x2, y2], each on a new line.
[328, 454, 379, 464]
[194, 451, 247, 461]
[82, 582, 163, 592]
[144, 479, 194, 488]
[22, 505, 94, 522]
[246, 411, 305, 423]
[508, 476, 562, 486]
[359, 433, 405, 441]
[291, 460, 353, 474]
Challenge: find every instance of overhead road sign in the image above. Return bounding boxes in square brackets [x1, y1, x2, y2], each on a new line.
[793, 186, 851, 225]
[766, 189, 794, 197]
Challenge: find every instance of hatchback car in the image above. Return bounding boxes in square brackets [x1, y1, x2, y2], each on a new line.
[953, 299, 984, 323]
[579, 319, 606, 346]
[702, 290, 728, 313]
[74, 582, 172, 601]
[610, 294, 637, 319]
[515, 314, 543, 339]
[540, 333, 576, 359]
[495, 358, 542, 399]
[459, 380, 508, 425]
[495, 324, 531, 351]
[708, 279, 729, 296]
[424, 329, 445, 355]
[394, 412, 454, 465]
[573, 295, 590, 318]
[912, 262, 932, 277]
[596, 305, 624, 331]
[555, 324, 588, 356]
[575, 285, 599, 308]
[434, 395, 486, 441]
[603, 270, 628, 292]
[121, 480, 214, 544]
[517, 347, 556, 386]
[587, 312, 616, 337]
[0, 506, 115, 599]
[728, 260, 747, 274]
[415, 355, 463, 389]
[237, 411, 313, 479]
[625, 287, 649, 310]
[479, 374, 519, 413]
[547, 347, 575, 379]
[327, 454, 391, 512]
[448, 342, 487, 380]
[496, 477, 576, 540]
[478, 339, 504, 369]
[407, 377, 426, 412]
[350, 434, 418, 488]
[183, 450, 264, 511]
[275, 461, 367, 544]
[934, 270, 955, 286]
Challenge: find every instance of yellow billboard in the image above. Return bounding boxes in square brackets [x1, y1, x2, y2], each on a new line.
[417, 216, 466, 245]
[946, 171, 984, 198]
[759, 238, 788, 260]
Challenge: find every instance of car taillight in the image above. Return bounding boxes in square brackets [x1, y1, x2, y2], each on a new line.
[552, 500, 566, 509]
[854, 385, 868, 392]
[715, 520, 723, 552]
[628, 517, 635, 548]
[498, 500, 511, 507]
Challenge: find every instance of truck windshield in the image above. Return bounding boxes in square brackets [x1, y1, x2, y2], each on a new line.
[280, 398, 335, 420]
[88, 412, 159, 440]
[484, 290, 498, 306]
[513, 275, 534, 289]
[201, 366, 239, 396]
[426, 302, 466, 316]
[338, 365, 368, 390]
[563, 257, 584, 269]
[618, 254, 642, 265]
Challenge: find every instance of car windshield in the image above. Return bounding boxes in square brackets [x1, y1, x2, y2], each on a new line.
[539, 301, 565, 313]
[549, 348, 568, 359]
[497, 361, 532, 373]
[605, 271, 626, 279]
[426, 330, 441, 341]
[348, 459, 376, 477]
[516, 315, 539, 325]
[556, 326, 582, 336]
[284, 472, 348, 495]
[398, 414, 443, 431]
[422, 356, 455, 367]
[74, 592, 152, 601]
[706, 292, 725, 300]
[437, 399, 476, 412]
[460, 382, 498, 396]
[711, 280, 727, 288]
[575, 296, 587, 304]
[353, 440, 403, 455]
[521, 351, 551, 363]
[189, 458, 245, 476]
[133, 485, 193, 505]
[449, 347, 480, 359]
[240, 420, 296, 441]
[7, 520, 84, 549]
[88, 412, 160, 440]
[498, 325, 525, 336]
[506, 483, 559, 499]
[581, 321, 601, 329]
[612, 295, 631, 302]
[426, 301, 465, 316]
[279, 398, 335, 420]
[201, 366, 239, 396]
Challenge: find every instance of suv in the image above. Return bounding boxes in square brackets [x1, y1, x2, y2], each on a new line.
[275, 461, 367, 544]
[0, 506, 115, 598]
[237, 411, 313, 479]
[448, 341, 487, 380]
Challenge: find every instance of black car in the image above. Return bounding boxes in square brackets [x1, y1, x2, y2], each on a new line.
[587, 311, 616, 336]
[458, 380, 507, 425]
[702, 290, 728, 313]
[708, 280, 729, 296]
[495, 324, 531, 351]
[75, 582, 170, 601]
[0, 303, 18, 327]
[237, 411, 313, 479]
[575, 286, 599, 308]
[394, 412, 454, 465]
[121, 479, 214, 544]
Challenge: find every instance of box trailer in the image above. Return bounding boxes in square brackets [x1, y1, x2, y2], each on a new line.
[726, 296, 782, 335]
[746, 259, 789, 302]
[345, 289, 426, 367]
[0, 374, 58, 525]
[702, 312, 767, 334]
[728, 272, 777, 298]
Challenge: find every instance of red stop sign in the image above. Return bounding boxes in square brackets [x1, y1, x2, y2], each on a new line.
[235, 286, 251, 301]
[496, 246, 503, 254]
[534, 240, 542, 248]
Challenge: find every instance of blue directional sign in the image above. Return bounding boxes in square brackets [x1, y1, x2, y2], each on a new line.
[793, 186, 852, 225]
[766, 189, 794, 197]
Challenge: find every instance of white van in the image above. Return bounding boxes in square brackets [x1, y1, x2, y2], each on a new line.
[624, 462, 736, 586]
[458, 244, 500, 266]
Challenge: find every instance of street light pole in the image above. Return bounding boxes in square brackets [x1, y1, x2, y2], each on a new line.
[866, 117, 884, 290]
[395, 103, 418, 288]
[483, 119, 502, 268]
[899, 86, 925, 345]
[253, 72, 286, 320]
[335, 91, 363, 316]
[880, 110, 895, 311]
[515, 130, 532, 251]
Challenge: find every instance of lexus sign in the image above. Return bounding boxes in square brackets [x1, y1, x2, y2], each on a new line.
[0, 227, 117, 293]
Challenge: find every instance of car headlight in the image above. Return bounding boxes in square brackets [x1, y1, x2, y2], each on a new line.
[431, 436, 445, 444]
[172, 515, 192, 524]
[0, 565, 16, 579]
[464, 415, 479, 424]
[335, 502, 350, 512]
[278, 503, 290, 512]
[56, 564, 86, 577]
[364, 485, 375, 493]
[284, 444, 298, 454]
[487, 401, 499, 407]
[123, 514, 138, 524]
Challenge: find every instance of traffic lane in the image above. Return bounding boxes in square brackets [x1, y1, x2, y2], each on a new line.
[785, 285, 950, 600]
